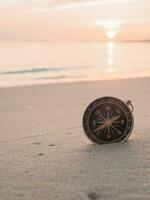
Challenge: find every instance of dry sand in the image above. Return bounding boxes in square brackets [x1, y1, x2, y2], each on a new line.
[0, 77, 150, 200]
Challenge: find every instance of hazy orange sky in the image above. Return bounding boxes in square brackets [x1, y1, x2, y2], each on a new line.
[1, 0, 150, 42]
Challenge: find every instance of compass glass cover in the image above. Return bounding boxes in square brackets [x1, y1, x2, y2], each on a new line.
[83, 97, 133, 144]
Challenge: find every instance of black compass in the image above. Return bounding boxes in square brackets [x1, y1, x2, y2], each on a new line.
[83, 96, 134, 144]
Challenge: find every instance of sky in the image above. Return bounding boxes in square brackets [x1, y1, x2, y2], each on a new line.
[0, 0, 150, 42]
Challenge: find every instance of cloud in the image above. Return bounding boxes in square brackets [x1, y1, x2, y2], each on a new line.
[48, 0, 138, 6]
[0, 0, 49, 8]
[27, 0, 139, 13]
[49, 0, 139, 10]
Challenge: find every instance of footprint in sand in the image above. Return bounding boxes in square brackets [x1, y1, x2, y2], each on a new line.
[33, 142, 42, 145]
[87, 192, 101, 200]
[48, 144, 55, 147]
[37, 153, 44, 156]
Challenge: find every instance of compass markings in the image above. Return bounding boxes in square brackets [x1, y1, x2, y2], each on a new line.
[111, 125, 117, 130]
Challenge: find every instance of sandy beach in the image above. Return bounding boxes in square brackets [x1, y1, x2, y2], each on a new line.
[0, 77, 150, 200]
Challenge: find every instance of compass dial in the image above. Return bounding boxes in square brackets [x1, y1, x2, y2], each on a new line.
[83, 97, 134, 144]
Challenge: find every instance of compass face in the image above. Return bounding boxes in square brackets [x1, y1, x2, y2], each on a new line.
[83, 97, 134, 144]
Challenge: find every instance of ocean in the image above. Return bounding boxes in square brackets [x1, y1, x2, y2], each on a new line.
[0, 41, 150, 87]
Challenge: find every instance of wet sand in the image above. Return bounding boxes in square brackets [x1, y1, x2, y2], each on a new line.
[0, 77, 150, 200]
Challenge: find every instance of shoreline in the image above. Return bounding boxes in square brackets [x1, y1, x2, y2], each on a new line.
[0, 75, 150, 89]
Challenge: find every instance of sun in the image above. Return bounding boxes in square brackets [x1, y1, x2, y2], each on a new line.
[91, 19, 123, 40]
[104, 20, 122, 40]
[106, 30, 117, 39]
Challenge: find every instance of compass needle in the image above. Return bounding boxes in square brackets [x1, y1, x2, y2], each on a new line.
[93, 123, 107, 133]
[111, 115, 120, 123]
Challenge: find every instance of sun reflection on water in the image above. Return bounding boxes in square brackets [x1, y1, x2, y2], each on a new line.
[107, 41, 115, 74]
[107, 41, 114, 56]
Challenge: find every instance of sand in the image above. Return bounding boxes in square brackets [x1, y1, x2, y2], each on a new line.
[0, 77, 150, 200]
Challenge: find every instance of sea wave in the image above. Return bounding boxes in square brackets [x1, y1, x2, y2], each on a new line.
[0, 67, 67, 75]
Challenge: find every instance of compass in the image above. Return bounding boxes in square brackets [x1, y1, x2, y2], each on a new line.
[82, 96, 134, 144]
